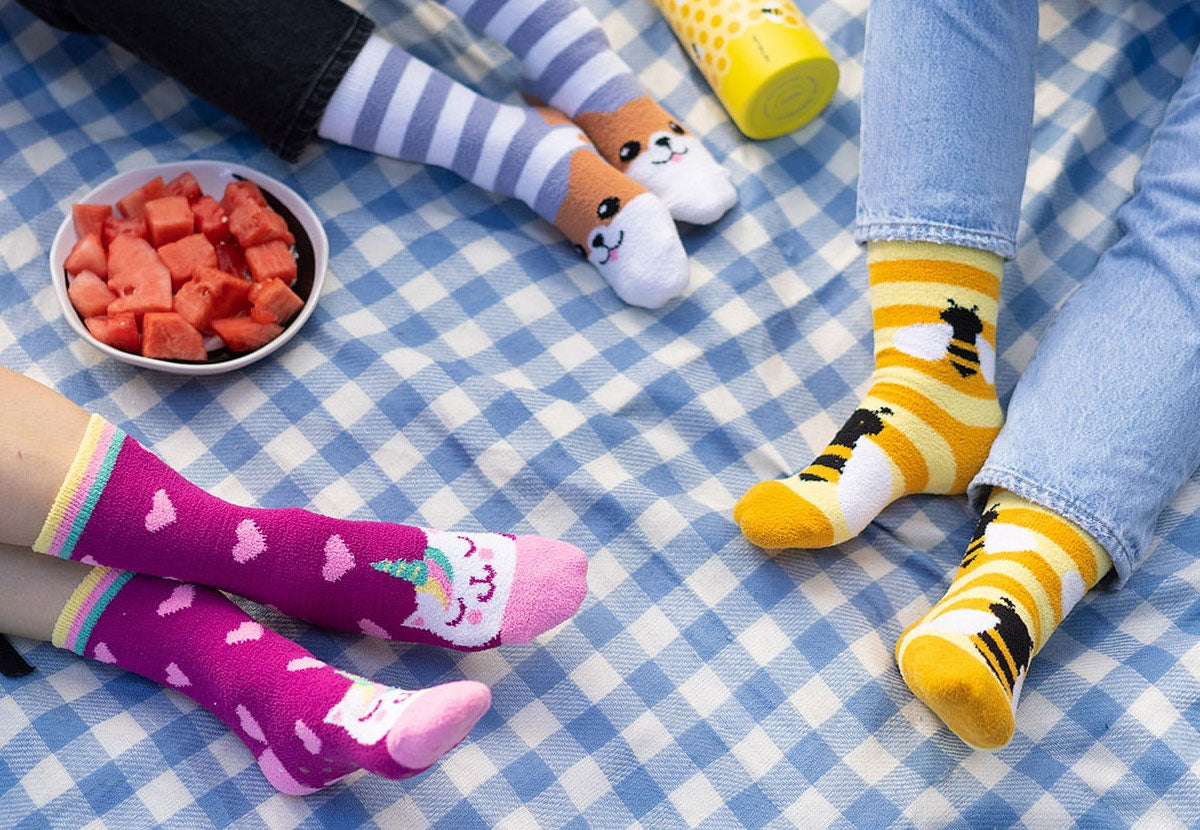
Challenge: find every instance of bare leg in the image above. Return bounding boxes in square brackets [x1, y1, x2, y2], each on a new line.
[0, 542, 90, 640]
[0, 367, 89, 547]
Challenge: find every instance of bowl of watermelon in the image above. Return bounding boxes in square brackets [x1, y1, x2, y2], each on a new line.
[50, 160, 327, 375]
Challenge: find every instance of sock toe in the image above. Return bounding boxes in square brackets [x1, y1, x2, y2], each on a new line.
[734, 480, 838, 549]
[594, 192, 690, 308]
[499, 536, 589, 643]
[665, 173, 737, 225]
[386, 681, 492, 770]
[897, 632, 1015, 750]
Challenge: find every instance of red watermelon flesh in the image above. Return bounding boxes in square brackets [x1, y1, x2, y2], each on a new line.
[165, 171, 202, 202]
[245, 240, 297, 284]
[103, 215, 148, 247]
[220, 180, 267, 215]
[251, 278, 303, 325]
[72, 204, 112, 239]
[106, 235, 172, 317]
[145, 196, 194, 247]
[211, 317, 282, 352]
[174, 267, 251, 333]
[215, 240, 247, 277]
[228, 202, 294, 248]
[85, 312, 140, 353]
[157, 233, 217, 289]
[68, 270, 118, 318]
[116, 176, 165, 218]
[191, 196, 230, 244]
[64, 233, 107, 278]
[142, 312, 206, 361]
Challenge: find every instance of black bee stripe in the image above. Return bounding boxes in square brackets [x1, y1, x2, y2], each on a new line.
[947, 344, 979, 363]
[810, 453, 848, 472]
[976, 631, 1015, 689]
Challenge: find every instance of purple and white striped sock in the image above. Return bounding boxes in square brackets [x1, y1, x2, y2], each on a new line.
[319, 35, 689, 308]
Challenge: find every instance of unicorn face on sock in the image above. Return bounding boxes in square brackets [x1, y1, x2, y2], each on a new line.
[373, 531, 517, 648]
[324, 674, 416, 745]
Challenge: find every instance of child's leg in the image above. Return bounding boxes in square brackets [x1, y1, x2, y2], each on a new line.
[431, 0, 737, 223]
[318, 35, 688, 308]
[0, 367, 587, 652]
[734, 0, 1038, 549]
[900, 45, 1200, 748]
[0, 543, 489, 794]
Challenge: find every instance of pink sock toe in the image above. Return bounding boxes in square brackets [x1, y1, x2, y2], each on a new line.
[498, 536, 588, 643]
[387, 681, 491, 770]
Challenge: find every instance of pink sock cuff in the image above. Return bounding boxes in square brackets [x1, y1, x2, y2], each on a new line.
[51, 566, 134, 655]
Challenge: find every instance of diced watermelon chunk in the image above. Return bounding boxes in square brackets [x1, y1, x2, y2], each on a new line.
[64, 233, 107, 278]
[228, 202, 294, 248]
[156, 233, 217, 289]
[68, 270, 118, 318]
[142, 312, 206, 361]
[191, 195, 230, 244]
[72, 204, 112, 239]
[220, 180, 268, 215]
[215, 240, 247, 277]
[250, 278, 304, 325]
[106, 235, 173, 317]
[250, 306, 278, 324]
[174, 267, 252, 333]
[116, 176, 165, 218]
[244, 240, 297, 284]
[103, 215, 148, 247]
[211, 316, 283, 353]
[144, 196, 194, 247]
[165, 172, 202, 202]
[85, 312, 140, 353]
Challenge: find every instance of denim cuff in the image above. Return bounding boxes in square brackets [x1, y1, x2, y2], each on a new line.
[855, 221, 1017, 260]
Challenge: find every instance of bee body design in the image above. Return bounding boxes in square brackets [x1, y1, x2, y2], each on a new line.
[923, 597, 1034, 701]
[893, 300, 996, 384]
[799, 407, 892, 483]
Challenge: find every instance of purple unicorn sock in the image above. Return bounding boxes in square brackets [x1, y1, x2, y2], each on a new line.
[54, 567, 491, 794]
[35, 415, 588, 651]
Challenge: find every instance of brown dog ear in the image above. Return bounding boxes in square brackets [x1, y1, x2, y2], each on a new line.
[574, 96, 685, 168]
[553, 150, 648, 247]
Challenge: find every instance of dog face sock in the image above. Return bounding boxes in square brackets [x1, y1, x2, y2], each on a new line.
[437, 0, 738, 223]
[895, 489, 1113, 749]
[735, 242, 1005, 548]
[319, 35, 688, 308]
[53, 567, 490, 793]
[35, 415, 588, 652]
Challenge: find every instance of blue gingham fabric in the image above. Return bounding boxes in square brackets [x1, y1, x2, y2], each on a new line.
[2, 0, 1199, 826]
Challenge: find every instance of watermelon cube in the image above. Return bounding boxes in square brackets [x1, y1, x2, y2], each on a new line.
[64, 233, 107, 278]
[165, 171, 202, 202]
[250, 278, 303, 325]
[211, 316, 282, 352]
[191, 195, 230, 244]
[68, 270, 118, 318]
[250, 307, 278, 324]
[144, 196, 194, 247]
[142, 312, 207, 361]
[103, 215, 148, 247]
[116, 176, 165, 218]
[85, 312, 140, 353]
[220, 180, 267, 215]
[106, 235, 173, 317]
[228, 202, 294, 248]
[156, 233, 217, 289]
[215, 241, 247, 277]
[174, 267, 252, 333]
[245, 240, 297, 284]
[72, 204, 112, 239]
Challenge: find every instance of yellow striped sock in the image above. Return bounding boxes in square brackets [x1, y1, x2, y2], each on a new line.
[895, 489, 1113, 749]
[735, 242, 1004, 548]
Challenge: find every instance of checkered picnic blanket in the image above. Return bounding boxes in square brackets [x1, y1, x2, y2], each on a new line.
[2, 0, 1199, 826]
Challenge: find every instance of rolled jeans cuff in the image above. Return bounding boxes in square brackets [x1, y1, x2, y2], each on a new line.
[855, 220, 1017, 260]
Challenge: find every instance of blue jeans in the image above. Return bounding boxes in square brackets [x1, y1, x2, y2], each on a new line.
[858, 0, 1200, 586]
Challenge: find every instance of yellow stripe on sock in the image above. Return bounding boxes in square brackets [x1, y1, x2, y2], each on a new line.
[51, 566, 111, 649]
[861, 395, 955, 492]
[868, 282, 999, 323]
[33, 414, 108, 554]
[867, 241, 1004, 277]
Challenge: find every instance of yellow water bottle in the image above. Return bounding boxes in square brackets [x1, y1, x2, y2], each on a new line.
[651, 0, 839, 140]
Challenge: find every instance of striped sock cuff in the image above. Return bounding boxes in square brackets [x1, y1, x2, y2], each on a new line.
[866, 241, 1004, 276]
[33, 414, 127, 560]
[52, 567, 134, 655]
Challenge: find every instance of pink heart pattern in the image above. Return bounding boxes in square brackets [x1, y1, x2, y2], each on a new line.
[358, 618, 389, 638]
[225, 621, 264, 645]
[157, 584, 195, 617]
[294, 719, 322, 755]
[231, 519, 266, 564]
[236, 704, 266, 743]
[144, 489, 176, 533]
[164, 662, 191, 687]
[322, 535, 355, 583]
[92, 642, 116, 664]
[287, 657, 325, 672]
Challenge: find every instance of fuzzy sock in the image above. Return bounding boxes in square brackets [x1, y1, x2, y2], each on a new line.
[436, 0, 737, 223]
[53, 566, 490, 793]
[319, 34, 688, 308]
[735, 242, 1005, 548]
[35, 415, 588, 652]
[895, 489, 1113, 749]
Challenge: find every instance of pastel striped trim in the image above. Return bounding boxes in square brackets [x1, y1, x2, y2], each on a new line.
[33, 414, 126, 560]
[52, 567, 133, 654]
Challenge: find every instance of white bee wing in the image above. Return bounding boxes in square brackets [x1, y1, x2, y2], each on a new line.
[837, 436, 894, 535]
[983, 521, 1039, 555]
[893, 323, 952, 362]
[976, 335, 996, 384]
[923, 607, 996, 635]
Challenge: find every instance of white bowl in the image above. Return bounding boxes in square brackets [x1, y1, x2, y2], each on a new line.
[50, 160, 328, 375]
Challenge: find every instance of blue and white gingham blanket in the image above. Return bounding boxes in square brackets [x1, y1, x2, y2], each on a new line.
[2, 0, 1199, 826]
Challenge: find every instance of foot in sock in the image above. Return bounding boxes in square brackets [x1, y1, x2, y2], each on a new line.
[436, 0, 738, 223]
[735, 242, 1005, 548]
[895, 489, 1112, 749]
[319, 36, 689, 308]
[35, 415, 588, 651]
[55, 567, 491, 793]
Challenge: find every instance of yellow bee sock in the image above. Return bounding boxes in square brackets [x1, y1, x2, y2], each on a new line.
[735, 241, 1004, 548]
[896, 489, 1113, 749]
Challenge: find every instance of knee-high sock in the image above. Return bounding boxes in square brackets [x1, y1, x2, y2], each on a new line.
[735, 241, 1004, 548]
[433, 0, 737, 222]
[35, 415, 588, 652]
[54, 567, 491, 793]
[895, 489, 1113, 749]
[319, 34, 689, 308]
